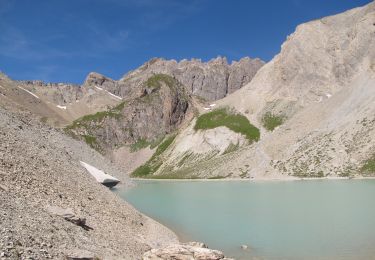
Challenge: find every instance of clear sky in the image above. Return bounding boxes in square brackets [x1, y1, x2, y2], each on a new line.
[0, 0, 371, 83]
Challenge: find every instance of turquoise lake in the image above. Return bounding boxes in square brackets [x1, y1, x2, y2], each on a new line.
[114, 180, 375, 260]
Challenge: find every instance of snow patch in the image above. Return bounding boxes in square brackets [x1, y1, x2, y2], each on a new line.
[209, 104, 216, 107]
[80, 161, 119, 185]
[56, 105, 67, 110]
[326, 93, 332, 98]
[18, 86, 39, 99]
[203, 107, 211, 110]
[95, 86, 103, 91]
[106, 91, 122, 100]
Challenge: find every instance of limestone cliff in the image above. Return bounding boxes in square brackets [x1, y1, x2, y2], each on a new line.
[140, 2, 375, 179]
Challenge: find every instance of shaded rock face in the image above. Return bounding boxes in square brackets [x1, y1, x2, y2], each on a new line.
[116, 56, 265, 101]
[66, 74, 190, 152]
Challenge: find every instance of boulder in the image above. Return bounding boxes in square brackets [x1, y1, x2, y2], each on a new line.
[143, 243, 234, 260]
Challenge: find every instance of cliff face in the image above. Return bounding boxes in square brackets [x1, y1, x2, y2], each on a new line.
[80, 56, 264, 102]
[19, 80, 82, 105]
[5, 55, 263, 129]
[139, 2, 375, 179]
[65, 74, 191, 153]
[116, 56, 264, 101]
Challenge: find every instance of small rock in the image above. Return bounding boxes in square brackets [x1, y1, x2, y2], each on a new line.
[65, 249, 96, 260]
[0, 184, 9, 192]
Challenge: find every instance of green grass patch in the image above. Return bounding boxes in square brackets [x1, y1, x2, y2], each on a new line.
[153, 135, 176, 158]
[131, 134, 176, 177]
[223, 142, 240, 155]
[130, 136, 165, 152]
[194, 107, 260, 142]
[361, 154, 375, 175]
[82, 135, 101, 151]
[262, 112, 284, 131]
[65, 101, 127, 131]
[144, 74, 189, 102]
[146, 74, 176, 90]
[130, 138, 150, 152]
[132, 164, 152, 177]
[149, 136, 165, 149]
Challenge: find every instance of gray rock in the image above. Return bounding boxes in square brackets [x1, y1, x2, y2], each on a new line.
[46, 206, 92, 231]
[0, 184, 9, 192]
[65, 249, 95, 260]
[143, 243, 230, 260]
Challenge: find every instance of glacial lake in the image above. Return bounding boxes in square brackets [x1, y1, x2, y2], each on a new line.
[115, 179, 375, 260]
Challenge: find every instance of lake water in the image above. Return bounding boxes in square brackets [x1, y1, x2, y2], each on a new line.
[114, 179, 375, 260]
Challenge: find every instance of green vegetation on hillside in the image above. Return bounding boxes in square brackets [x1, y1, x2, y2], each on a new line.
[194, 107, 260, 142]
[130, 136, 165, 152]
[146, 74, 176, 89]
[65, 101, 127, 131]
[262, 112, 284, 131]
[64, 101, 127, 152]
[82, 135, 102, 152]
[153, 135, 176, 157]
[131, 134, 176, 177]
[361, 154, 375, 175]
[144, 74, 189, 102]
[223, 142, 240, 155]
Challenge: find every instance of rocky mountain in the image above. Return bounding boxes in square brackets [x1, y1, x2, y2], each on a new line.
[0, 56, 263, 148]
[117, 56, 265, 101]
[1, 2, 373, 259]
[136, 1, 375, 179]
[79, 56, 264, 102]
[81, 57, 264, 102]
[0, 55, 263, 169]
[65, 74, 192, 154]
[16, 56, 263, 111]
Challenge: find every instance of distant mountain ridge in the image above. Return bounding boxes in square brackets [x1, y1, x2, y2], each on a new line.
[0, 55, 264, 157]
[17, 56, 264, 105]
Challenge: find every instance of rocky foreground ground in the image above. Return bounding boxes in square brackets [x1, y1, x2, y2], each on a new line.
[0, 104, 233, 259]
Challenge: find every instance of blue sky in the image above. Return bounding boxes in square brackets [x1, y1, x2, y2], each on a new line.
[0, 0, 371, 83]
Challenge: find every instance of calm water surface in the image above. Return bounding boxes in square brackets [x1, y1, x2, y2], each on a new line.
[114, 180, 375, 260]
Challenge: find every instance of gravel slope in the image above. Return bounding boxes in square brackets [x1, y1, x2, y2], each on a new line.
[0, 106, 178, 259]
